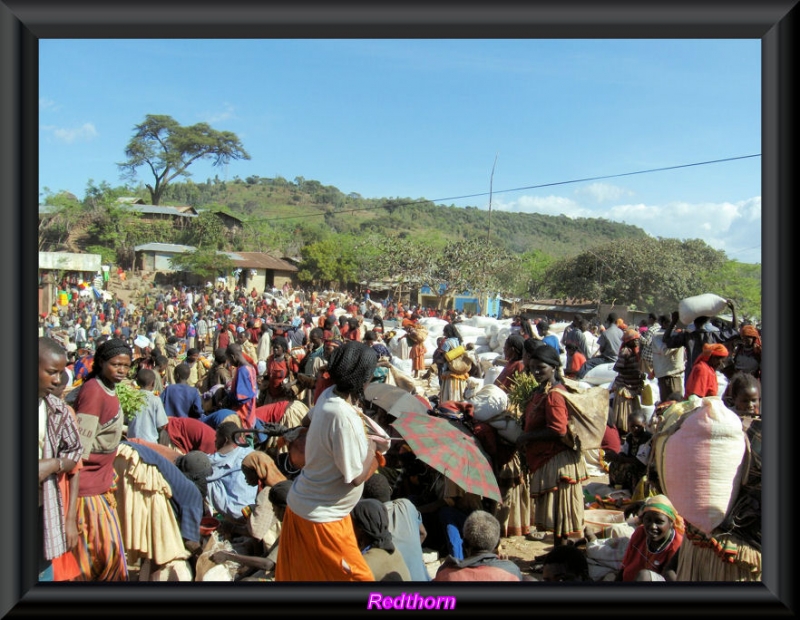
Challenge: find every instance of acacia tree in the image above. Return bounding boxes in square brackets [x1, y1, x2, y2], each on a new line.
[542, 236, 729, 311]
[118, 114, 250, 205]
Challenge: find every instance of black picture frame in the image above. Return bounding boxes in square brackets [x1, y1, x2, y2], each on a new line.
[3, 1, 794, 616]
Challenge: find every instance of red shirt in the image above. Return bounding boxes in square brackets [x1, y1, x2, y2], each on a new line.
[522, 383, 570, 472]
[166, 417, 217, 454]
[494, 359, 525, 392]
[684, 358, 718, 399]
[621, 526, 683, 581]
[565, 351, 587, 378]
[72, 378, 123, 497]
[254, 400, 290, 424]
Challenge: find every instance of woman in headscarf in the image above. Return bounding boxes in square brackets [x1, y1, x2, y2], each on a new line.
[276, 341, 382, 581]
[619, 494, 684, 581]
[493, 334, 526, 392]
[68, 338, 132, 580]
[732, 324, 761, 379]
[609, 327, 646, 435]
[351, 498, 412, 581]
[684, 342, 729, 399]
[490, 334, 533, 539]
[515, 343, 587, 547]
[261, 336, 299, 406]
[438, 322, 469, 403]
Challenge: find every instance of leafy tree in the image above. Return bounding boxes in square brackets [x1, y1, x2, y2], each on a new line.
[542, 236, 731, 312]
[118, 114, 250, 205]
[169, 249, 235, 280]
[298, 235, 359, 289]
[84, 245, 117, 266]
[38, 189, 85, 250]
[500, 249, 555, 298]
[83, 180, 134, 212]
[186, 210, 227, 249]
[713, 260, 762, 321]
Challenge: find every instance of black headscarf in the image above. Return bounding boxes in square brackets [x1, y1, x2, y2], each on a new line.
[505, 334, 525, 359]
[362, 473, 393, 503]
[175, 450, 213, 499]
[352, 498, 394, 552]
[89, 338, 132, 377]
[268, 479, 292, 508]
[529, 343, 562, 368]
[327, 341, 378, 398]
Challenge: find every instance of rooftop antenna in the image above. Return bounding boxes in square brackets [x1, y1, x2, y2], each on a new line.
[487, 152, 498, 242]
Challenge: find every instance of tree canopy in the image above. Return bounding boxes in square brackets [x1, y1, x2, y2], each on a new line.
[118, 114, 250, 205]
[169, 249, 235, 280]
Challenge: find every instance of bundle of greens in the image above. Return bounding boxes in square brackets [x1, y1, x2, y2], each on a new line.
[506, 373, 539, 416]
[116, 381, 147, 423]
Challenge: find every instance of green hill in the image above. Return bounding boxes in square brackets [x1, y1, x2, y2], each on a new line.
[160, 175, 649, 258]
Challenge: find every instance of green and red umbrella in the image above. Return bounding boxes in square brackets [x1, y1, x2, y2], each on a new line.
[391, 411, 502, 503]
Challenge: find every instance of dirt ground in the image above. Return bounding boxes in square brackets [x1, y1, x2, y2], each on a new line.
[495, 474, 611, 579]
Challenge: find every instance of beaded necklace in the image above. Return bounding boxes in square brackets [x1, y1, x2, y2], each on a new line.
[633, 527, 676, 571]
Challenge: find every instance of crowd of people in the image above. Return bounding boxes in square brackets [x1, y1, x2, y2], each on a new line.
[37, 278, 762, 583]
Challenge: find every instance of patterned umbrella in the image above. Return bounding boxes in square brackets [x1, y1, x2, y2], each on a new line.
[363, 383, 430, 419]
[390, 411, 502, 503]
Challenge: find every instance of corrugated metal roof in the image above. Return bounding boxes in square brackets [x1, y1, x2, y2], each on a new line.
[134, 243, 196, 253]
[520, 301, 596, 314]
[39, 251, 102, 271]
[120, 205, 197, 218]
[222, 251, 298, 272]
[196, 208, 245, 222]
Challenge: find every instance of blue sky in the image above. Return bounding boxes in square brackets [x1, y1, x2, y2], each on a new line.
[39, 39, 761, 264]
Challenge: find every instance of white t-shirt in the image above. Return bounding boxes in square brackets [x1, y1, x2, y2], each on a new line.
[288, 386, 369, 522]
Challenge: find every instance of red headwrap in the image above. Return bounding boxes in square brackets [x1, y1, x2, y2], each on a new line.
[621, 328, 640, 343]
[698, 342, 729, 362]
[740, 325, 762, 355]
[621, 328, 641, 362]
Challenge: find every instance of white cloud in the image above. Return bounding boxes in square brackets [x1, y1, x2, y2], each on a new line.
[492, 193, 761, 263]
[575, 182, 633, 203]
[494, 195, 589, 218]
[39, 97, 57, 111]
[200, 104, 236, 124]
[51, 123, 98, 143]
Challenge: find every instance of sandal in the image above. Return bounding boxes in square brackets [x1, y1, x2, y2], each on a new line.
[525, 531, 547, 541]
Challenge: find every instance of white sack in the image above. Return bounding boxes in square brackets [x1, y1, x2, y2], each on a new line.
[678, 293, 728, 326]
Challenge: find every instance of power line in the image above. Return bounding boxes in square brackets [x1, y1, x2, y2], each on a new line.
[244, 153, 761, 224]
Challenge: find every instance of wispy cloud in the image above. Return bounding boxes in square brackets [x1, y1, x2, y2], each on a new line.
[50, 123, 98, 143]
[199, 104, 236, 124]
[491, 193, 761, 263]
[39, 97, 58, 111]
[494, 195, 590, 218]
[575, 182, 634, 203]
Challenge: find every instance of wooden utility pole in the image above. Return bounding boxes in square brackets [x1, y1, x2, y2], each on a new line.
[487, 153, 498, 242]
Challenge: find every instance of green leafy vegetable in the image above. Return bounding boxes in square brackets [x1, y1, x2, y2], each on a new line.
[116, 381, 147, 423]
